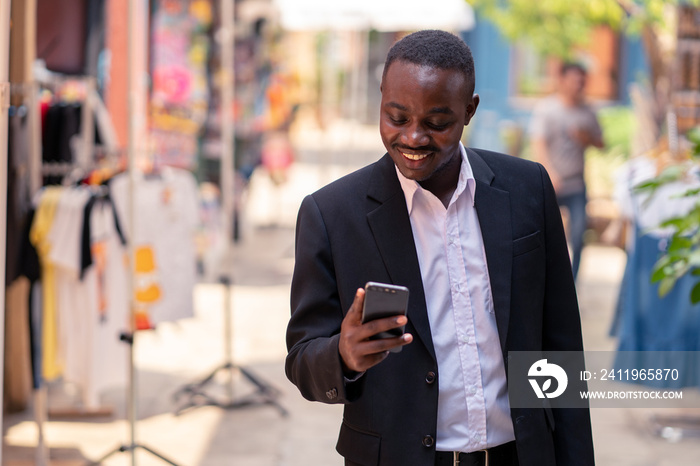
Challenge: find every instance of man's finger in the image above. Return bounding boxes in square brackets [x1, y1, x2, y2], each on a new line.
[358, 314, 407, 340]
[359, 332, 413, 355]
[345, 288, 365, 323]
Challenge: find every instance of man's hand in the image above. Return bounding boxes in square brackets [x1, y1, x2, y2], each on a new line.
[338, 288, 413, 374]
[570, 126, 604, 149]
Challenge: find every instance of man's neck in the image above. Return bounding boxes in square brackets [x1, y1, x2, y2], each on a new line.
[418, 152, 461, 209]
[558, 92, 582, 107]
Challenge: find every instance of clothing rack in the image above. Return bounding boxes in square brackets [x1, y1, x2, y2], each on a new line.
[9, 68, 118, 466]
[35, 68, 96, 172]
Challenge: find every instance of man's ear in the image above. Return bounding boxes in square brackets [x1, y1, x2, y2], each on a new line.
[465, 93, 480, 125]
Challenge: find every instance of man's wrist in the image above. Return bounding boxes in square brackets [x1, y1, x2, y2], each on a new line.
[343, 370, 365, 383]
[340, 354, 364, 382]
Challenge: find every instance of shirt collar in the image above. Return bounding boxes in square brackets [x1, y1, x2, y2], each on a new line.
[396, 142, 476, 214]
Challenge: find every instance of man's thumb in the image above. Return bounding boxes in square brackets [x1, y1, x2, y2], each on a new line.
[347, 288, 365, 320]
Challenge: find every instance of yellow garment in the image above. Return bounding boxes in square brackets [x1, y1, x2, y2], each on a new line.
[29, 186, 64, 380]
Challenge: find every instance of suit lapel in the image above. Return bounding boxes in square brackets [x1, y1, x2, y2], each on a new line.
[467, 149, 513, 355]
[366, 155, 436, 360]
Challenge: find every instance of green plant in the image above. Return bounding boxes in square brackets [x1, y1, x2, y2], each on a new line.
[635, 128, 700, 303]
[467, 0, 689, 60]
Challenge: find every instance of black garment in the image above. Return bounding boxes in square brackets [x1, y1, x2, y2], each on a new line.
[80, 190, 127, 279]
[6, 107, 32, 285]
[17, 208, 41, 388]
[42, 103, 82, 184]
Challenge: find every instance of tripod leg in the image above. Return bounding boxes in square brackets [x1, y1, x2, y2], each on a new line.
[172, 362, 230, 401]
[136, 444, 181, 465]
[89, 445, 129, 465]
[238, 366, 280, 395]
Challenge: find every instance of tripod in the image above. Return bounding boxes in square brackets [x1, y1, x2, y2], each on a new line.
[172, 275, 288, 417]
[90, 331, 180, 466]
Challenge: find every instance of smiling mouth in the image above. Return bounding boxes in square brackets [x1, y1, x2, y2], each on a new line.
[401, 151, 431, 161]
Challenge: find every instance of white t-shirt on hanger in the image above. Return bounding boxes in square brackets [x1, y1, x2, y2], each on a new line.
[111, 167, 200, 326]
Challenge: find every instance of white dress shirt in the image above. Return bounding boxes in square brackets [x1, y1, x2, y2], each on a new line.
[396, 143, 515, 452]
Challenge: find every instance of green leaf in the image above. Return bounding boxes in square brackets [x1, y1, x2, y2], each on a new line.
[657, 165, 686, 181]
[673, 262, 691, 279]
[672, 187, 700, 199]
[634, 180, 661, 191]
[651, 256, 672, 282]
[651, 266, 666, 283]
[667, 236, 693, 252]
[692, 268, 700, 277]
[687, 127, 700, 150]
[658, 277, 677, 297]
[691, 281, 700, 305]
[689, 251, 700, 268]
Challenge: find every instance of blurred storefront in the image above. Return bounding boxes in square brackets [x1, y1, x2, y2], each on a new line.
[1, 1, 284, 459]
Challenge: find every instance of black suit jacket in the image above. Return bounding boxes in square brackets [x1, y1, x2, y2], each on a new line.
[286, 148, 594, 466]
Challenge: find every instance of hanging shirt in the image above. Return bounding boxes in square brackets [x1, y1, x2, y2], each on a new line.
[111, 167, 200, 326]
[84, 195, 130, 406]
[47, 187, 129, 407]
[48, 187, 93, 391]
[396, 143, 515, 452]
[29, 186, 65, 381]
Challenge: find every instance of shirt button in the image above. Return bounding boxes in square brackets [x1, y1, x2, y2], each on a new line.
[468, 385, 477, 396]
[425, 371, 436, 384]
[422, 435, 435, 448]
[473, 433, 481, 443]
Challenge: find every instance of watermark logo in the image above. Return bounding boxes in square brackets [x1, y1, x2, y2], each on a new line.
[509, 351, 692, 408]
[528, 359, 568, 399]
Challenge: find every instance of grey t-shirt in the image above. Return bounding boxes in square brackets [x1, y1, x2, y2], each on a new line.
[530, 96, 602, 196]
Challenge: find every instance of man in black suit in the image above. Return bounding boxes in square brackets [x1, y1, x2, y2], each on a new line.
[286, 30, 594, 466]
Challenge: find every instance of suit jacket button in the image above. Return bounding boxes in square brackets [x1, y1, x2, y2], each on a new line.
[425, 371, 436, 384]
[422, 435, 434, 448]
[326, 388, 338, 400]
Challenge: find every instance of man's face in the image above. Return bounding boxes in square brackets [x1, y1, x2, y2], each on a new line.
[560, 69, 587, 101]
[379, 60, 478, 183]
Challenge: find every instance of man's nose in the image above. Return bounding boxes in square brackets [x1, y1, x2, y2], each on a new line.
[401, 123, 429, 147]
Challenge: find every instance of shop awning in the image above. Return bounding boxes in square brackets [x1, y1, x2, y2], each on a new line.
[271, 0, 475, 32]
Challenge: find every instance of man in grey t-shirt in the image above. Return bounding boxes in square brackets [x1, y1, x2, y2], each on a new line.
[530, 63, 603, 280]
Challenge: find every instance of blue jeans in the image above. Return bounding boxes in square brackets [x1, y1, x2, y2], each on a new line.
[557, 190, 587, 280]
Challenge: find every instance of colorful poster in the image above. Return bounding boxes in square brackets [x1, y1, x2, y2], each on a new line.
[150, 0, 212, 169]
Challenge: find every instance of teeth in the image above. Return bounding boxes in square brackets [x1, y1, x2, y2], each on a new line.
[402, 152, 429, 161]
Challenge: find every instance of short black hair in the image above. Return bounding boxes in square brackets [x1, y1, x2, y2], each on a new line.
[560, 62, 587, 76]
[383, 30, 475, 91]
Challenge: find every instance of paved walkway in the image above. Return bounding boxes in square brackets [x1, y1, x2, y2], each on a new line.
[4, 156, 700, 464]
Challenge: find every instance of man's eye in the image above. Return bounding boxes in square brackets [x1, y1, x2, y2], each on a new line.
[427, 121, 449, 130]
[389, 116, 407, 124]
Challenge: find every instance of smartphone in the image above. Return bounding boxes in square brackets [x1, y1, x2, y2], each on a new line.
[362, 281, 410, 353]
